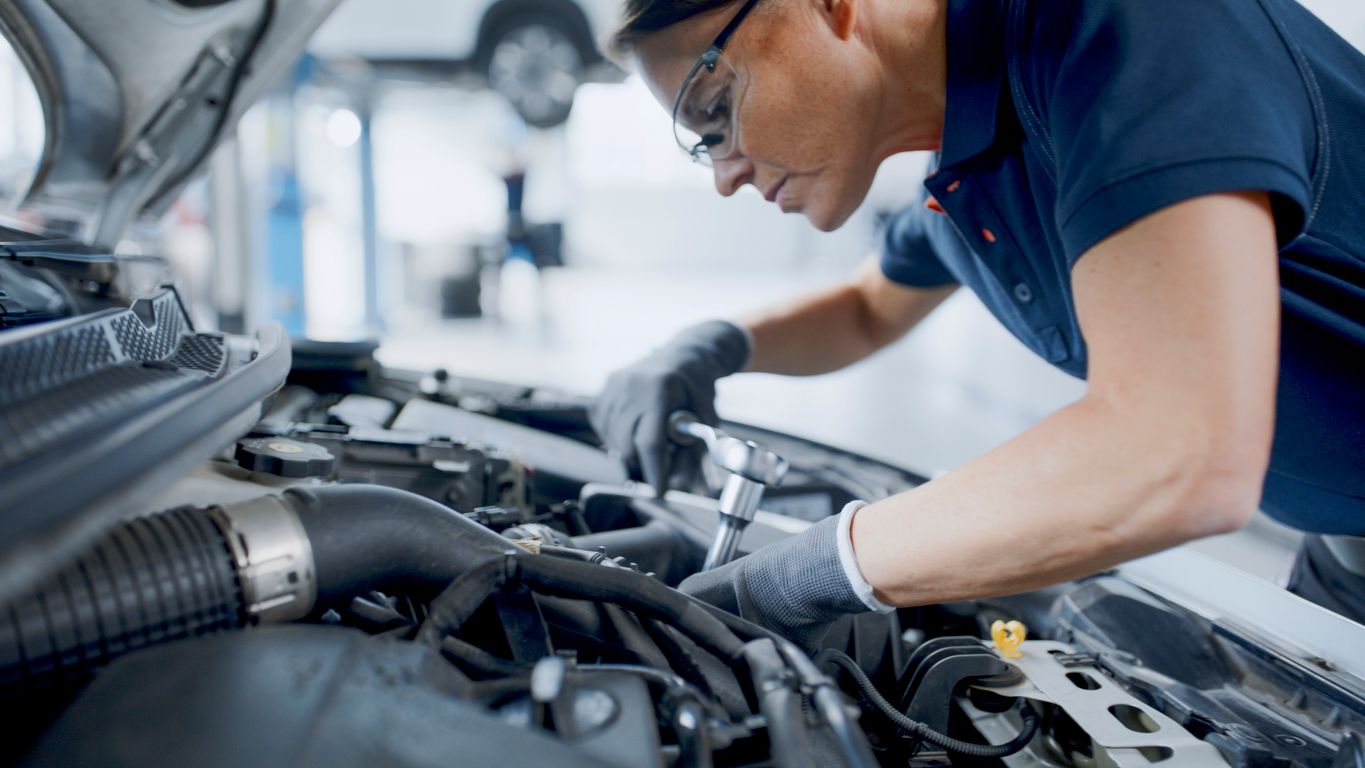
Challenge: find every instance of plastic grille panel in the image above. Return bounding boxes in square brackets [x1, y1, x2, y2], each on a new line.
[109, 292, 187, 362]
[0, 287, 228, 472]
[0, 365, 205, 469]
[0, 326, 115, 403]
[167, 335, 226, 375]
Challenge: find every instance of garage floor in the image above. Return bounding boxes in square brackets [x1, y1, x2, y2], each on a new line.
[378, 264, 1302, 585]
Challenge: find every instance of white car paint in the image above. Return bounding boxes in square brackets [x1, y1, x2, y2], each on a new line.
[308, 0, 623, 62]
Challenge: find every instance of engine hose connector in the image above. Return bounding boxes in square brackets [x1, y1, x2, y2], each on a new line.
[209, 495, 314, 624]
[0, 483, 483, 702]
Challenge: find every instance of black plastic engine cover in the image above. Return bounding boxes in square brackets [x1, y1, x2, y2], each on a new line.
[21, 625, 611, 768]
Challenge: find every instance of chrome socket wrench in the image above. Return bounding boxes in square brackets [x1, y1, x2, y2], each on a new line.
[668, 411, 789, 570]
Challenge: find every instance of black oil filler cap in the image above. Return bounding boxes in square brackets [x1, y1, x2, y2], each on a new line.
[235, 438, 335, 479]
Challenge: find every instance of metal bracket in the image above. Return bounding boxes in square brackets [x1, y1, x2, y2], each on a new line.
[968, 640, 1231, 766]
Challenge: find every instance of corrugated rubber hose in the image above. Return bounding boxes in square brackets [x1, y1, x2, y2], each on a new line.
[0, 506, 245, 702]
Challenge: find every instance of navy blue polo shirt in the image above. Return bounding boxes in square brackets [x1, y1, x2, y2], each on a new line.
[880, 0, 1365, 534]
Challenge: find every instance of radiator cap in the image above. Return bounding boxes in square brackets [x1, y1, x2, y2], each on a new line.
[234, 437, 335, 479]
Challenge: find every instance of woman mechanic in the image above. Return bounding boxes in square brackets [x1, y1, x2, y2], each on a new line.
[588, 0, 1365, 643]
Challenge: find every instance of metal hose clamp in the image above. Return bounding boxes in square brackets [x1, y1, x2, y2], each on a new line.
[210, 495, 316, 623]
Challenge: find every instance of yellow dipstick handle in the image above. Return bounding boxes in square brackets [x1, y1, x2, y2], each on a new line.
[990, 619, 1028, 660]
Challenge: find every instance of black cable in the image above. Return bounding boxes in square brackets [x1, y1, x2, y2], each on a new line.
[516, 555, 748, 664]
[744, 639, 820, 768]
[673, 699, 715, 768]
[416, 557, 515, 647]
[688, 595, 881, 768]
[815, 649, 1039, 759]
[440, 636, 527, 678]
[408, 550, 749, 667]
[577, 663, 731, 724]
[641, 618, 718, 699]
[777, 643, 879, 768]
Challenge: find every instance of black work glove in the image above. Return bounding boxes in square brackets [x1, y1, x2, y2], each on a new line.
[678, 504, 894, 651]
[590, 321, 750, 494]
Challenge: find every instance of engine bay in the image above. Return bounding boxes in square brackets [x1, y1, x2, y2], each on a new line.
[1, 287, 1363, 767]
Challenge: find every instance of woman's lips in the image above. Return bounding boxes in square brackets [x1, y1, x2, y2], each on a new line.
[763, 178, 786, 203]
[767, 178, 793, 211]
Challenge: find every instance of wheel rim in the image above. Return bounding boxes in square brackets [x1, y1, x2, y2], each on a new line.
[488, 24, 583, 124]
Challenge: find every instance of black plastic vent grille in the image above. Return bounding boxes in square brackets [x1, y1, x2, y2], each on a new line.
[0, 287, 230, 472]
[0, 326, 115, 403]
[0, 365, 203, 469]
[167, 334, 226, 375]
[110, 292, 187, 362]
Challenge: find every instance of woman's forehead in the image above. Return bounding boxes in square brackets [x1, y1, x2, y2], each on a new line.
[635, 8, 737, 106]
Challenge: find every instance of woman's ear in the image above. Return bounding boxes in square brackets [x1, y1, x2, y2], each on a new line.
[822, 0, 859, 40]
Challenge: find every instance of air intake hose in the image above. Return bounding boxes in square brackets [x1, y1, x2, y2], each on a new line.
[0, 506, 244, 699]
[283, 484, 512, 606]
[0, 484, 508, 702]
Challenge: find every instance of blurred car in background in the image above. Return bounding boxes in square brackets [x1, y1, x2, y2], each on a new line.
[310, 0, 624, 127]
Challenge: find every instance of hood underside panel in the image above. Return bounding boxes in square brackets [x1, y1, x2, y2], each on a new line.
[0, 0, 339, 246]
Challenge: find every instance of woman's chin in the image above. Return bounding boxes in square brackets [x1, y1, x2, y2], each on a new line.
[806, 174, 879, 231]
[803, 199, 858, 232]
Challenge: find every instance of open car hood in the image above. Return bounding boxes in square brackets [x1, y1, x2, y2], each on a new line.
[0, 0, 338, 247]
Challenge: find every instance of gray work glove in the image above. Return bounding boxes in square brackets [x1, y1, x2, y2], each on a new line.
[678, 503, 894, 651]
[590, 320, 750, 494]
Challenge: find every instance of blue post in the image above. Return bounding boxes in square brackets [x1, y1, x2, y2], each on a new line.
[263, 55, 314, 337]
[357, 91, 381, 335]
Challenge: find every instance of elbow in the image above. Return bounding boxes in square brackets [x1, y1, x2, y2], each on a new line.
[1181, 465, 1262, 537]
[851, 301, 893, 357]
[1080, 374, 1275, 542]
[1170, 431, 1272, 539]
[1097, 392, 1274, 543]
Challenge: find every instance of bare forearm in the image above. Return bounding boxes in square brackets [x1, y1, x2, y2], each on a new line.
[852, 394, 1266, 606]
[853, 193, 1278, 607]
[743, 283, 879, 375]
[742, 258, 955, 376]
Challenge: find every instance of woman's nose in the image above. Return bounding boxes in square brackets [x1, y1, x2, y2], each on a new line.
[712, 155, 754, 197]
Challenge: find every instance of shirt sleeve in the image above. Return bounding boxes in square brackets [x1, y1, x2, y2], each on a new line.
[1021, 0, 1319, 262]
[879, 195, 962, 288]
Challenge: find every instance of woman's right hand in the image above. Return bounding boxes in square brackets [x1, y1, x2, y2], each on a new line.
[589, 320, 750, 494]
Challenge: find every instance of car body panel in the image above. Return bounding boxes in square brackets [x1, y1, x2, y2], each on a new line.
[309, 0, 622, 63]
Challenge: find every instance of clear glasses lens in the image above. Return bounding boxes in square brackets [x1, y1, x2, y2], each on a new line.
[672, 53, 740, 166]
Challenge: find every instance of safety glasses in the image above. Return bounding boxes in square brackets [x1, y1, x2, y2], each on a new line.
[670, 0, 762, 166]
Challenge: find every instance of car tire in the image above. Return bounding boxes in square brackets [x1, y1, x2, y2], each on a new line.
[477, 11, 591, 129]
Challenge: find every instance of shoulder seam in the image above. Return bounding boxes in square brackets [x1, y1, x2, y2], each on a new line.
[1252, 0, 1330, 231]
[1057, 154, 1311, 231]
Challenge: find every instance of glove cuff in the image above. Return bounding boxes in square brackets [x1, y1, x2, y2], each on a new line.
[837, 501, 896, 613]
[675, 320, 751, 378]
[723, 321, 755, 373]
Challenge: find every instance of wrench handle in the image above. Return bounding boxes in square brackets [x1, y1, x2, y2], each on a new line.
[703, 517, 747, 571]
[668, 411, 715, 447]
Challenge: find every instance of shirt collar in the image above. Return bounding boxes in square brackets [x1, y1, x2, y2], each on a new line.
[938, 0, 1008, 169]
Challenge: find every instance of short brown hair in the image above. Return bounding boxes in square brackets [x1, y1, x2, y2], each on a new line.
[607, 0, 738, 63]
